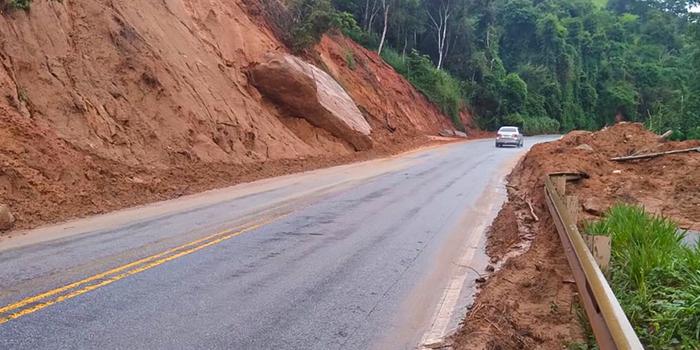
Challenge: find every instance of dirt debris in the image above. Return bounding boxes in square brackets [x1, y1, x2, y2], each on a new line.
[453, 123, 700, 349]
[0, 203, 14, 230]
[0, 101, 460, 232]
[0, 0, 469, 232]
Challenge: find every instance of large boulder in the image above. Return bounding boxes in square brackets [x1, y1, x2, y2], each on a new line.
[0, 204, 15, 231]
[250, 54, 372, 151]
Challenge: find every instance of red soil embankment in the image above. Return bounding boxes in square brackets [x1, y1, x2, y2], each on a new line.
[454, 123, 700, 349]
[0, 0, 461, 231]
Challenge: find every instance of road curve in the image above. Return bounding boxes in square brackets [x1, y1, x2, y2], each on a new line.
[0, 137, 554, 350]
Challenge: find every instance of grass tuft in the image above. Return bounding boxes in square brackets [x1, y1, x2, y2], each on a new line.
[586, 204, 700, 349]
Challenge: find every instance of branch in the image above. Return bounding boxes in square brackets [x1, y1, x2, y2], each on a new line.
[610, 147, 700, 161]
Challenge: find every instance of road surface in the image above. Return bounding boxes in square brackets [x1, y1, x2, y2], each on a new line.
[0, 137, 554, 349]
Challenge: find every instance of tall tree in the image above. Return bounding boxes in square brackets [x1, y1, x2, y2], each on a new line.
[425, 0, 454, 69]
[377, 0, 391, 54]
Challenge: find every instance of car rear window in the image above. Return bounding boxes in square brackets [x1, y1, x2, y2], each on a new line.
[499, 127, 517, 133]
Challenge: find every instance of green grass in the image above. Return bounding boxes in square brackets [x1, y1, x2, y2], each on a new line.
[380, 47, 407, 75]
[344, 49, 356, 70]
[586, 205, 700, 349]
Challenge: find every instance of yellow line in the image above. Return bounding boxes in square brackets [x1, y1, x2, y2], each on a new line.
[0, 229, 225, 315]
[0, 216, 279, 325]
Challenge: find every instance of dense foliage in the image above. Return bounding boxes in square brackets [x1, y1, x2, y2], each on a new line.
[290, 0, 700, 136]
[587, 205, 700, 349]
[383, 48, 465, 129]
[1, 0, 31, 11]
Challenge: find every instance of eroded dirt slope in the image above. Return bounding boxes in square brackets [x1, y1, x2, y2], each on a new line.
[315, 35, 453, 143]
[453, 123, 700, 349]
[0, 0, 457, 230]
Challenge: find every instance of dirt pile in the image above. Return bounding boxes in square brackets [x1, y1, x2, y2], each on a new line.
[453, 123, 700, 349]
[527, 123, 700, 229]
[250, 53, 373, 151]
[0, 0, 462, 231]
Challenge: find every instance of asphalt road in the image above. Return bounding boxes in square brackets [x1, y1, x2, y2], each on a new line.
[0, 137, 554, 350]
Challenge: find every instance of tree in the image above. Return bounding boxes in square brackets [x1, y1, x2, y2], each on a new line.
[323, 0, 700, 137]
[377, 0, 391, 54]
[500, 73, 528, 114]
[425, 0, 454, 69]
[289, 0, 336, 50]
[363, 0, 381, 31]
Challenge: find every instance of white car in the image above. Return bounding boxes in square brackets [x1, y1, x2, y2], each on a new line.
[495, 126, 524, 148]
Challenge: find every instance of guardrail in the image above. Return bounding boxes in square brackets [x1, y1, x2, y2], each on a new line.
[544, 173, 643, 350]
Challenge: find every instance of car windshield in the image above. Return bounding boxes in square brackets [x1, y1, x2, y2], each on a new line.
[499, 127, 518, 133]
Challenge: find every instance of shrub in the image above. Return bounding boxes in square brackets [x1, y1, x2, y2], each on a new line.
[288, 0, 335, 51]
[686, 126, 700, 140]
[502, 113, 525, 128]
[331, 12, 379, 49]
[344, 49, 356, 70]
[2, 0, 31, 11]
[587, 205, 700, 349]
[522, 116, 560, 135]
[380, 47, 407, 75]
[403, 50, 464, 130]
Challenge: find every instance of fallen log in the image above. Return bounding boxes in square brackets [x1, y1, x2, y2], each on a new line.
[658, 130, 673, 141]
[610, 147, 700, 162]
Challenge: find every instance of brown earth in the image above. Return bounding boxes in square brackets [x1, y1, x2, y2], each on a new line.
[315, 34, 456, 141]
[453, 123, 700, 349]
[0, 0, 460, 231]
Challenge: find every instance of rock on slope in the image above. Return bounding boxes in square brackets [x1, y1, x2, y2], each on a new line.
[250, 53, 373, 151]
[315, 35, 454, 141]
[0, 0, 456, 230]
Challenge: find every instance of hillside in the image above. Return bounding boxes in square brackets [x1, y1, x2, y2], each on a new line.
[0, 0, 457, 230]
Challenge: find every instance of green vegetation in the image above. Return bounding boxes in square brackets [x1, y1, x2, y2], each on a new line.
[2, 0, 31, 11]
[587, 205, 700, 349]
[344, 49, 357, 70]
[522, 116, 560, 135]
[591, 0, 608, 8]
[327, 0, 700, 137]
[381, 48, 465, 129]
[268, 0, 700, 136]
[400, 50, 465, 130]
[287, 0, 337, 51]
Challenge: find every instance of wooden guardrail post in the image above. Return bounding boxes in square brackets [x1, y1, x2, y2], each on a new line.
[566, 195, 579, 222]
[553, 176, 567, 195]
[584, 235, 612, 274]
[544, 174, 642, 350]
[566, 194, 611, 274]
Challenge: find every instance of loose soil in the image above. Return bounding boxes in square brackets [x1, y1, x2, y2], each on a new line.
[0, 0, 469, 232]
[453, 123, 700, 349]
[0, 101, 466, 231]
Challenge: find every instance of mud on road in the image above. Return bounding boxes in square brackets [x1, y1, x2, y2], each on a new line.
[453, 123, 700, 349]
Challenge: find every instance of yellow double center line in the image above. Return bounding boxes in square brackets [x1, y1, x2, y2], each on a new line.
[0, 215, 282, 325]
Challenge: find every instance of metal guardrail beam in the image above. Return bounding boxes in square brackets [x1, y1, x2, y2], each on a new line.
[544, 174, 643, 350]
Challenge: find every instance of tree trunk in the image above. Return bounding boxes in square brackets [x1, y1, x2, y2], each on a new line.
[377, 1, 390, 55]
[365, 0, 380, 32]
[364, 0, 370, 29]
[427, 0, 451, 70]
[402, 36, 408, 57]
